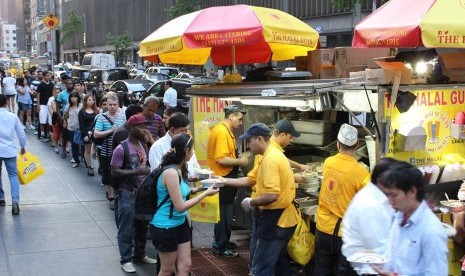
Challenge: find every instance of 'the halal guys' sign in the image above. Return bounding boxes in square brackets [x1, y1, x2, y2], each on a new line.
[385, 88, 465, 165]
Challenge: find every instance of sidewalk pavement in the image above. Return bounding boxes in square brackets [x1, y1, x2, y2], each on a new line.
[0, 130, 251, 276]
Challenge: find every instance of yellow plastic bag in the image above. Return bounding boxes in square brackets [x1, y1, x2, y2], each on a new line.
[287, 216, 315, 266]
[16, 152, 45, 185]
[188, 193, 220, 223]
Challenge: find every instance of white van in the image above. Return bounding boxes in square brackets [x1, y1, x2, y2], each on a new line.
[81, 53, 115, 68]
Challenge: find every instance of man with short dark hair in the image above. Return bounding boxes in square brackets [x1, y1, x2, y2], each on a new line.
[36, 71, 54, 142]
[0, 94, 27, 215]
[315, 123, 369, 275]
[207, 105, 250, 258]
[111, 114, 157, 273]
[375, 162, 448, 276]
[163, 80, 177, 111]
[142, 96, 165, 146]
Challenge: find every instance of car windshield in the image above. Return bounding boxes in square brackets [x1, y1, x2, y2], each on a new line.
[127, 82, 152, 91]
[159, 69, 178, 76]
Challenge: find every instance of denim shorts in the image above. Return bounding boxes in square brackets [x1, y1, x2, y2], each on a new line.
[150, 219, 190, 252]
[18, 102, 32, 111]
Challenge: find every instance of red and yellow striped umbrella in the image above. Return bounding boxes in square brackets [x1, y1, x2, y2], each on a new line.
[139, 5, 319, 65]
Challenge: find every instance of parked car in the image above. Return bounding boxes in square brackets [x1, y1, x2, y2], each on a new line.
[53, 65, 67, 79]
[129, 68, 145, 79]
[110, 79, 154, 106]
[142, 79, 192, 115]
[135, 72, 170, 82]
[172, 72, 217, 84]
[86, 68, 129, 91]
[81, 53, 116, 68]
[70, 66, 90, 83]
[145, 66, 179, 78]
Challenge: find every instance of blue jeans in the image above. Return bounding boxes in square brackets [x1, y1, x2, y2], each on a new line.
[68, 130, 80, 165]
[252, 226, 295, 276]
[213, 202, 235, 251]
[0, 156, 20, 204]
[117, 190, 149, 264]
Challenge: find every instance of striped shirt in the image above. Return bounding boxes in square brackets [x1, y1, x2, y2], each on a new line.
[94, 111, 126, 156]
[145, 114, 165, 141]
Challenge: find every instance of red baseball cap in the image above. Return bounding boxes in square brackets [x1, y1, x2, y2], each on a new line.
[127, 114, 147, 127]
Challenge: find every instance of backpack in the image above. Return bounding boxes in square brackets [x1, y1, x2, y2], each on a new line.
[91, 113, 114, 145]
[110, 141, 130, 191]
[134, 164, 179, 220]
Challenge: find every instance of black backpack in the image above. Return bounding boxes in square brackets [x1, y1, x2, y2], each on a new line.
[91, 113, 114, 146]
[134, 164, 179, 220]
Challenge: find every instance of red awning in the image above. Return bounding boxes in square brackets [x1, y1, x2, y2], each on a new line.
[353, 0, 436, 48]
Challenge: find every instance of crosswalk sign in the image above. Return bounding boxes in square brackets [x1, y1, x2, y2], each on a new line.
[43, 14, 60, 30]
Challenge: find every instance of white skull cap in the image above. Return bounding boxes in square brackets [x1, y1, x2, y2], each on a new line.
[337, 124, 358, 146]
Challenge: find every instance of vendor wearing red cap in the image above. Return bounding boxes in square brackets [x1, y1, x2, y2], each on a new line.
[207, 105, 250, 258]
[314, 123, 369, 276]
[111, 114, 157, 273]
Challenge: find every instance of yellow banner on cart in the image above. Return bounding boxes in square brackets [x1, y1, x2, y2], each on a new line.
[192, 97, 228, 166]
[385, 88, 465, 165]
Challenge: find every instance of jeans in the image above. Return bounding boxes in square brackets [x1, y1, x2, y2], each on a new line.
[213, 201, 235, 251]
[252, 226, 294, 276]
[117, 190, 149, 264]
[249, 207, 260, 271]
[0, 156, 20, 204]
[68, 130, 80, 165]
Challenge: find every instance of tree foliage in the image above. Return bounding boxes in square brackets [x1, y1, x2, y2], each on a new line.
[167, 0, 201, 19]
[106, 32, 133, 65]
[61, 9, 83, 61]
[332, 0, 388, 10]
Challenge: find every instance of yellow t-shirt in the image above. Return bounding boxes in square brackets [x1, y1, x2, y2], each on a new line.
[254, 142, 299, 228]
[207, 122, 236, 177]
[316, 153, 369, 236]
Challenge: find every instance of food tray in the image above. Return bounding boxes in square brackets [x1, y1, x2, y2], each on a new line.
[440, 200, 465, 213]
[200, 179, 224, 188]
[347, 252, 388, 265]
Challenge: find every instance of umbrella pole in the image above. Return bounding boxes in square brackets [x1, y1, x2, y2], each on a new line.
[232, 45, 236, 73]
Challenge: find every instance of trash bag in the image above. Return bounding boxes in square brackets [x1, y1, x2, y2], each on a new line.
[287, 216, 315, 266]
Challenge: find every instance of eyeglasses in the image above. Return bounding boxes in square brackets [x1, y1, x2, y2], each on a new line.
[136, 150, 144, 164]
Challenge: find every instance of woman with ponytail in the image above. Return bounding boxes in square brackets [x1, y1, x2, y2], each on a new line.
[151, 133, 219, 276]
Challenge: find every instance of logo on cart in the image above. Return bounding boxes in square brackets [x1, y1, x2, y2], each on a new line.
[419, 109, 450, 153]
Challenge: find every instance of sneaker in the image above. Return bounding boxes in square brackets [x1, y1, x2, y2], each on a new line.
[22, 125, 26, 130]
[42, 138, 50, 143]
[34, 131, 38, 135]
[72, 163, 79, 168]
[133, 256, 157, 264]
[228, 241, 238, 249]
[212, 248, 239, 258]
[66, 148, 70, 153]
[29, 125, 36, 130]
[12, 203, 20, 215]
[87, 167, 95, 176]
[121, 262, 136, 273]
[70, 158, 76, 163]
[109, 200, 115, 210]
[54, 148, 59, 154]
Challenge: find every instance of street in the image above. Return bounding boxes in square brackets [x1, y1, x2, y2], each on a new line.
[0, 131, 251, 276]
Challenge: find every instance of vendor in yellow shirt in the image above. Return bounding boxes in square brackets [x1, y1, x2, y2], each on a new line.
[221, 119, 309, 274]
[314, 123, 369, 276]
[207, 105, 250, 258]
[222, 123, 299, 275]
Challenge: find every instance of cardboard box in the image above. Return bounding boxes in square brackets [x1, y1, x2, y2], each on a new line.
[295, 56, 308, 72]
[307, 49, 335, 78]
[365, 61, 412, 85]
[349, 70, 367, 81]
[451, 123, 465, 139]
[336, 65, 367, 78]
[335, 47, 391, 78]
[439, 52, 465, 83]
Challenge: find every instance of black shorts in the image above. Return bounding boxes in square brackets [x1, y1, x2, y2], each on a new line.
[150, 219, 190, 253]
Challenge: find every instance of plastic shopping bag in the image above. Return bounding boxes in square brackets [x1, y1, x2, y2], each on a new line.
[287, 216, 315, 266]
[188, 193, 220, 223]
[16, 152, 45, 185]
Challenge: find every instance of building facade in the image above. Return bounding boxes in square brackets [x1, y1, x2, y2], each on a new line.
[1, 23, 18, 54]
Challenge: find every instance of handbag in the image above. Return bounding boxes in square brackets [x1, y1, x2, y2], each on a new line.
[287, 212, 315, 266]
[17, 152, 45, 185]
[73, 130, 84, 145]
[188, 192, 220, 223]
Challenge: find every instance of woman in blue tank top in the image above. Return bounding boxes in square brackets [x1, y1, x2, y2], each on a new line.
[150, 133, 219, 276]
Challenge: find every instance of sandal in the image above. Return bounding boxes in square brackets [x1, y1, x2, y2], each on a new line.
[87, 166, 95, 176]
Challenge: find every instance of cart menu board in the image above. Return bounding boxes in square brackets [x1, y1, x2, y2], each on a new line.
[385, 88, 465, 165]
[192, 97, 228, 166]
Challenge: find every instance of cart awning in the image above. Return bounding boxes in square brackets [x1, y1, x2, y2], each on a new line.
[352, 0, 436, 48]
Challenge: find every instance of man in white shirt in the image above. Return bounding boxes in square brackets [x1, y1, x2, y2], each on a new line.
[0, 95, 27, 215]
[163, 80, 177, 112]
[149, 112, 200, 177]
[342, 157, 398, 275]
